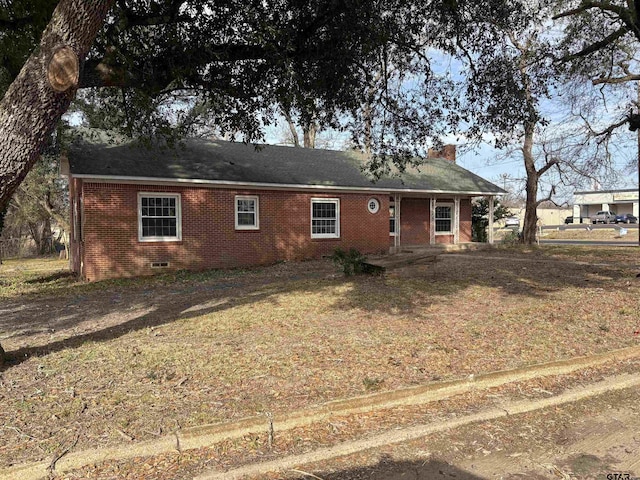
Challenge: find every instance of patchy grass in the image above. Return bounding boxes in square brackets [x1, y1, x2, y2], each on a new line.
[0, 256, 250, 299]
[0, 257, 73, 297]
[0, 246, 639, 468]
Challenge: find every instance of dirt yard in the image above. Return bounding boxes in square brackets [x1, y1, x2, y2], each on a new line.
[0, 246, 639, 474]
[274, 381, 640, 480]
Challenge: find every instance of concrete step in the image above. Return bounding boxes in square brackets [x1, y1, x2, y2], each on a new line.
[391, 242, 492, 254]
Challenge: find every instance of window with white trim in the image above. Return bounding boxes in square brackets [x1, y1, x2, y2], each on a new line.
[435, 204, 453, 234]
[311, 198, 340, 238]
[138, 193, 182, 241]
[235, 195, 259, 229]
[367, 198, 380, 214]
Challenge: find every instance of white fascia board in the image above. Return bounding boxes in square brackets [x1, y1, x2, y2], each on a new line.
[70, 173, 504, 196]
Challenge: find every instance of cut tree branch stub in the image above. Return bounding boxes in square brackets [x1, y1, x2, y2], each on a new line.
[47, 46, 79, 92]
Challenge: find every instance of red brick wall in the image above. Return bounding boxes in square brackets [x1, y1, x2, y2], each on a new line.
[459, 198, 472, 243]
[77, 182, 391, 281]
[399, 198, 430, 245]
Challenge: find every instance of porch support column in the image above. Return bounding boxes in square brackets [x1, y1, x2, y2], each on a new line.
[429, 197, 436, 245]
[395, 194, 401, 249]
[488, 196, 495, 244]
[453, 196, 460, 244]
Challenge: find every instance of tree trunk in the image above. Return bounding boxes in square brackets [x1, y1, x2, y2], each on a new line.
[42, 217, 53, 254]
[41, 192, 70, 258]
[29, 221, 43, 254]
[0, 0, 113, 365]
[282, 108, 300, 147]
[0, 206, 5, 265]
[363, 99, 373, 155]
[303, 121, 317, 148]
[0, 0, 114, 211]
[521, 122, 539, 245]
[637, 81, 640, 247]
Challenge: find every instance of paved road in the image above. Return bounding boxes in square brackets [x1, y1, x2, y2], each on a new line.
[539, 239, 639, 246]
[541, 223, 638, 230]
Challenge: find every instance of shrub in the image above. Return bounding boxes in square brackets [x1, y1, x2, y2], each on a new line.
[502, 230, 520, 246]
[331, 248, 367, 276]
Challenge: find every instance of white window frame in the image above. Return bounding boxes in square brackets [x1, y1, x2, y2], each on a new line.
[435, 203, 454, 235]
[311, 198, 340, 239]
[138, 192, 182, 242]
[367, 198, 380, 214]
[235, 195, 260, 230]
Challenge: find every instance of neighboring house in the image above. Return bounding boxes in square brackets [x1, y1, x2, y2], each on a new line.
[62, 137, 504, 281]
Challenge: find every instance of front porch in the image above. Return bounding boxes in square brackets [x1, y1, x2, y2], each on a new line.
[389, 194, 498, 249]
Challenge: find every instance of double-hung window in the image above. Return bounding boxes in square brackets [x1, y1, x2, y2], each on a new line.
[311, 198, 340, 238]
[235, 195, 259, 229]
[435, 204, 453, 234]
[138, 193, 182, 242]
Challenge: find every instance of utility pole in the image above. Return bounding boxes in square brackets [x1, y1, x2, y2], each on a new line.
[637, 81, 640, 246]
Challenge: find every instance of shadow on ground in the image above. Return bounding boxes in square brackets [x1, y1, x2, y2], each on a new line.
[289, 456, 486, 480]
[0, 251, 636, 370]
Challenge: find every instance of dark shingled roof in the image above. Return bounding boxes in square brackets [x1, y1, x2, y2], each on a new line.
[68, 136, 504, 195]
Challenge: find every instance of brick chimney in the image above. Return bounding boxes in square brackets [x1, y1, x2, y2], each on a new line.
[427, 144, 456, 163]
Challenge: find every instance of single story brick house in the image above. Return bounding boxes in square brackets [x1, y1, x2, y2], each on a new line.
[63, 137, 504, 281]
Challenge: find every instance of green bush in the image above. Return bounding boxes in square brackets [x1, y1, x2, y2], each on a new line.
[502, 230, 520, 245]
[331, 248, 367, 276]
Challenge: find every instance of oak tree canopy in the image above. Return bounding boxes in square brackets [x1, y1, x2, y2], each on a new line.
[0, 0, 464, 210]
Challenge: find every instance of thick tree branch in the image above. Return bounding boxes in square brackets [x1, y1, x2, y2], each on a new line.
[537, 156, 559, 177]
[554, 1, 630, 20]
[585, 116, 629, 141]
[42, 191, 70, 231]
[560, 26, 630, 61]
[0, 15, 36, 29]
[0, 0, 114, 210]
[79, 43, 271, 89]
[593, 72, 640, 84]
[535, 184, 558, 208]
[118, 0, 189, 28]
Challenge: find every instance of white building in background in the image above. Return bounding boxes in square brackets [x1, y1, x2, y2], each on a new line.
[573, 188, 639, 222]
